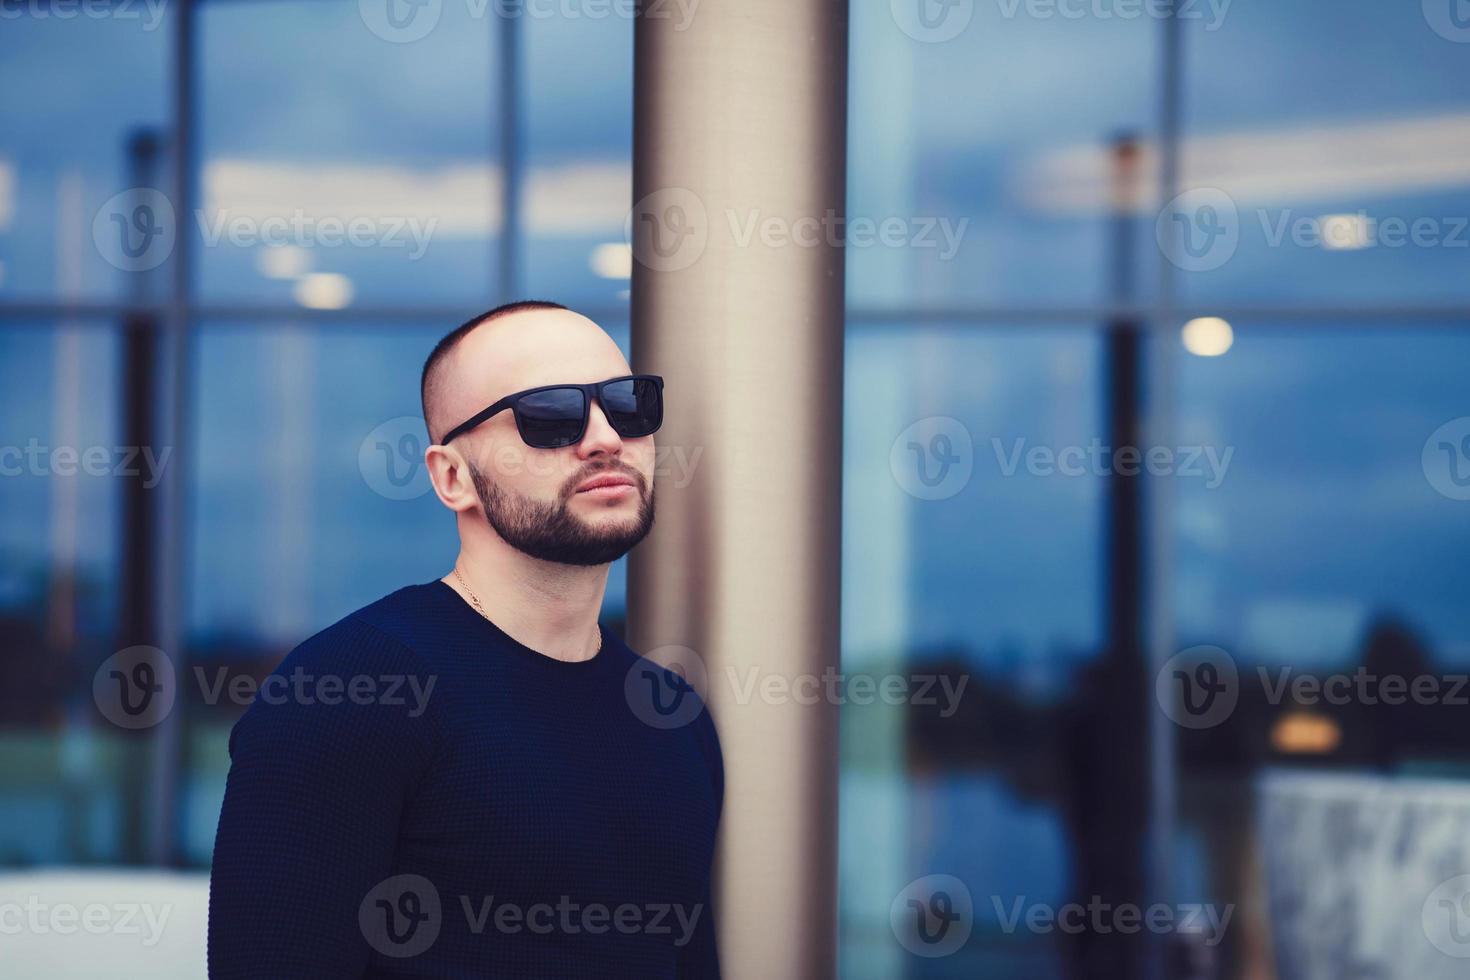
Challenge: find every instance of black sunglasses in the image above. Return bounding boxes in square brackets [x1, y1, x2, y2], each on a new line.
[439, 374, 664, 449]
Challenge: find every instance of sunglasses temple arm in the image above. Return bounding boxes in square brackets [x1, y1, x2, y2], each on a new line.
[440, 397, 513, 445]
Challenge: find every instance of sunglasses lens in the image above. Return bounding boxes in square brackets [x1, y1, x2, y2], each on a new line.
[602, 378, 662, 438]
[515, 387, 587, 448]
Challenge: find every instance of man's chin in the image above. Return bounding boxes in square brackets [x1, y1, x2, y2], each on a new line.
[570, 516, 647, 547]
[527, 532, 649, 567]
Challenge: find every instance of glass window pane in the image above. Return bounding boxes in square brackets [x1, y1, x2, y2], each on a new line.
[1174, 1, 1470, 305]
[848, 7, 1156, 309]
[1174, 325, 1470, 664]
[0, 15, 169, 302]
[195, 0, 501, 306]
[840, 323, 1102, 978]
[0, 323, 147, 865]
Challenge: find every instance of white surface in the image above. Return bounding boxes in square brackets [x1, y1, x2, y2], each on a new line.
[0, 870, 208, 979]
[1259, 770, 1470, 980]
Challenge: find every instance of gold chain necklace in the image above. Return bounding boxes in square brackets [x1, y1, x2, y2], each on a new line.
[452, 566, 602, 657]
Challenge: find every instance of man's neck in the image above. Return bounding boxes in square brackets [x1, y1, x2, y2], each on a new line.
[444, 540, 609, 663]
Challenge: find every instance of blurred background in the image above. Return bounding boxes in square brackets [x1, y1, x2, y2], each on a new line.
[4, 0, 1470, 977]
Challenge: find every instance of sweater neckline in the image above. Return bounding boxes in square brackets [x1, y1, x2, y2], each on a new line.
[427, 579, 615, 676]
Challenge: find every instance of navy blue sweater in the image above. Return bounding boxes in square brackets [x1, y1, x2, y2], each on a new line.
[208, 580, 723, 978]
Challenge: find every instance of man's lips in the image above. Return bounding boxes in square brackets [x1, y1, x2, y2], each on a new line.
[574, 474, 637, 495]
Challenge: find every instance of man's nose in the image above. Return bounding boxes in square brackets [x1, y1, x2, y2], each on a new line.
[576, 399, 624, 456]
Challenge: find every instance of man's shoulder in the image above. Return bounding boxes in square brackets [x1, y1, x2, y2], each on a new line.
[228, 584, 445, 755]
[342, 580, 447, 648]
[273, 582, 443, 676]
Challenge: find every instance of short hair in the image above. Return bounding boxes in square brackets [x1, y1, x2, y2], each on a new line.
[421, 300, 568, 443]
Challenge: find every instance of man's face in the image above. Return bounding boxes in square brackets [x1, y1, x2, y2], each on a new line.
[442, 310, 657, 566]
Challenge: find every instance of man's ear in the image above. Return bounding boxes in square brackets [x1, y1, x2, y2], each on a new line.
[425, 442, 480, 514]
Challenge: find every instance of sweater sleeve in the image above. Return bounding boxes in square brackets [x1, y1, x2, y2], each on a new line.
[677, 705, 724, 979]
[207, 618, 441, 979]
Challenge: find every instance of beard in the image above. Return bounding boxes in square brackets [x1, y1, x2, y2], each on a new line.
[467, 459, 655, 567]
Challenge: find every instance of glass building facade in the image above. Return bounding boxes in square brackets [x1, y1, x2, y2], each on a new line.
[3, 2, 1470, 977]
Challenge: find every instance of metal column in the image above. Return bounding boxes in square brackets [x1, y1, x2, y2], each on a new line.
[628, 2, 849, 977]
